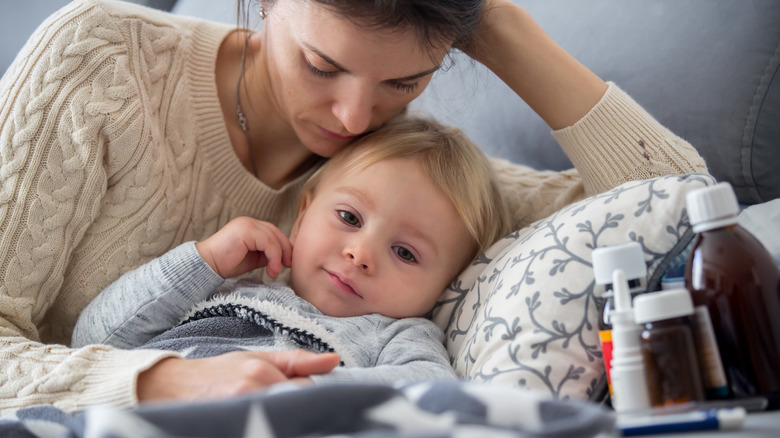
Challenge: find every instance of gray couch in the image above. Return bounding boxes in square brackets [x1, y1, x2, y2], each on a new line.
[411, 0, 780, 207]
[4, 0, 778, 206]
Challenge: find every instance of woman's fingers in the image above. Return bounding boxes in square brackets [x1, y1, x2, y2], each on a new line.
[137, 350, 340, 403]
[260, 350, 341, 377]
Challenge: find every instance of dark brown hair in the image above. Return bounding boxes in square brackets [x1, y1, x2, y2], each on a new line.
[237, 0, 485, 54]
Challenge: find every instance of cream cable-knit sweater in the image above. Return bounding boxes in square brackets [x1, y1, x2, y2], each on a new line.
[0, 0, 706, 415]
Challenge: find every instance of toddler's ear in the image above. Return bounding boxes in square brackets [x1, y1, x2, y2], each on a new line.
[289, 193, 312, 244]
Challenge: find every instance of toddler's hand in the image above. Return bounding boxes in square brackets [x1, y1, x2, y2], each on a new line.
[195, 217, 292, 279]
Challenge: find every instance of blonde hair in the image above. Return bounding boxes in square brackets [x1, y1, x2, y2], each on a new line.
[301, 115, 511, 258]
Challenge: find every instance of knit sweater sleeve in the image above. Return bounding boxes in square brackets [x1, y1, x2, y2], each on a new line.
[0, 0, 182, 414]
[311, 318, 457, 385]
[493, 82, 709, 229]
[72, 242, 224, 349]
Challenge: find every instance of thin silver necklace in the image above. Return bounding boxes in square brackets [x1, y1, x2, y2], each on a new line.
[235, 36, 258, 178]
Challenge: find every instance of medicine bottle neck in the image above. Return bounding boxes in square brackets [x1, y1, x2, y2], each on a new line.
[692, 215, 738, 234]
[641, 316, 692, 332]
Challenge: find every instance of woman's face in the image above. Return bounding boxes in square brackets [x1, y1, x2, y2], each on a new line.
[261, 0, 450, 157]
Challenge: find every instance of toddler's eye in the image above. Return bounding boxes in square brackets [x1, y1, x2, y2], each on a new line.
[338, 210, 360, 226]
[394, 246, 417, 263]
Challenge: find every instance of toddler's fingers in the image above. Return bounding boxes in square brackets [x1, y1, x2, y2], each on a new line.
[252, 222, 292, 277]
[264, 222, 293, 268]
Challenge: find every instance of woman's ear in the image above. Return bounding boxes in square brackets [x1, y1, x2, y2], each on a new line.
[289, 192, 312, 245]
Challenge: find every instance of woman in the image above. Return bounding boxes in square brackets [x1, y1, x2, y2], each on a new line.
[0, 0, 706, 414]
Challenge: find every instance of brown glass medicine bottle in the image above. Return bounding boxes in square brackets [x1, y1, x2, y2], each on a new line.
[634, 288, 705, 407]
[684, 182, 780, 406]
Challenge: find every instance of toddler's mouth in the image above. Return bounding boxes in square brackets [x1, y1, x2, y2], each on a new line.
[325, 270, 363, 298]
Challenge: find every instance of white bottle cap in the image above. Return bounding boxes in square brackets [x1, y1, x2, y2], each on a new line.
[633, 288, 694, 324]
[716, 407, 747, 430]
[686, 182, 739, 233]
[592, 242, 647, 286]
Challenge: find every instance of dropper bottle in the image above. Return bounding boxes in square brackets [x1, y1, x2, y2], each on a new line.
[592, 242, 648, 399]
[608, 268, 652, 413]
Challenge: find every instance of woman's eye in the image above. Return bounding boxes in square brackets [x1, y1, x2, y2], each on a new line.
[338, 210, 360, 226]
[390, 81, 419, 94]
[394, 246, 417, 263]
[307, 61, 337, 79]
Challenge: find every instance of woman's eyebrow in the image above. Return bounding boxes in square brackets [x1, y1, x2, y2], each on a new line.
[394, 66, 441, 82]
[307, 46, 349, 72]
[305, 44, 441, 81]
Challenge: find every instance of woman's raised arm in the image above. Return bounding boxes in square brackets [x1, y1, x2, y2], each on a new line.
[461, 0, 708, 229]
[464, 0, 608, 130]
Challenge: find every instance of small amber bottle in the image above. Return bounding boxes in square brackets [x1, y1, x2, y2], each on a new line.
[634, 288, 706, 407]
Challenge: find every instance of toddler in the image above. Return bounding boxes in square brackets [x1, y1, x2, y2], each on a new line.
[72, 116, 511, 385]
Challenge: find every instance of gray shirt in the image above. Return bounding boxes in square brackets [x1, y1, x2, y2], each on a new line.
[72, 242, 457, 385]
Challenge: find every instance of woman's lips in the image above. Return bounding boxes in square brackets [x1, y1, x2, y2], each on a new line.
[317, 126, 357, 141]
[326, 270, 363, 298]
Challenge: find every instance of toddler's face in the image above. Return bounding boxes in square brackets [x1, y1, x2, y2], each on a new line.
[289, 157, 474, 318]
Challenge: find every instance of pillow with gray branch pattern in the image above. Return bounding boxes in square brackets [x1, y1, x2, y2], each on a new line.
[431, 173, 716, 401]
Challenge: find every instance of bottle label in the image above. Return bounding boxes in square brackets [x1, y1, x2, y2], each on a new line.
[599, 329, 614, 396]
[692, 306, 730, 398]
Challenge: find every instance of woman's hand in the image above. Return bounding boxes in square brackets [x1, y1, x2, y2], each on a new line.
[196, 217, 293, 279]
[136, 350, 340, 402]
[463, 0, 607, 130]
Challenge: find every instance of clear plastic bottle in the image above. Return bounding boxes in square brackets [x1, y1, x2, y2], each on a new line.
[607, 269, 652, 413]
[634, 288, 705, 407]
[684, 182, 780, 405]
[593, 242, 647, 398]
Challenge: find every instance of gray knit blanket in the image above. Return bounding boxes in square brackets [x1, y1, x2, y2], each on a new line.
[1, 381, 615, 437]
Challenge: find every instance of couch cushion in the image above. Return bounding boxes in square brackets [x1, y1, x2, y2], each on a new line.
[431, 173, 716, 400]
[745, 44, 780, 204]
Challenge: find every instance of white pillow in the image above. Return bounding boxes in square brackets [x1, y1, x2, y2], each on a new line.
[432, 173, 716, 400]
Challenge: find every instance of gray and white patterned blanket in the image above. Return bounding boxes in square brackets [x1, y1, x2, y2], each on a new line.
[1, 381, 615, 438]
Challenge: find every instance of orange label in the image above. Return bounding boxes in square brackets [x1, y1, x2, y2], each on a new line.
[599, 329, 614, 396]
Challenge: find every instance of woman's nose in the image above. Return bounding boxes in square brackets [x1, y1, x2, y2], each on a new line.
[332, 82, 374, 135]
